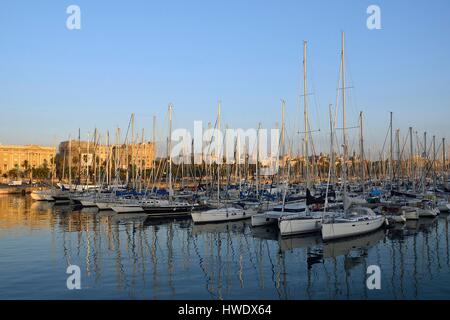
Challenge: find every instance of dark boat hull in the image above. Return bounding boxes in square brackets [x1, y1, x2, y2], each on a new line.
[52, 196, 70, 201]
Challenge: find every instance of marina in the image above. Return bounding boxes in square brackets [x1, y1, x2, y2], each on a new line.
[2, 1, 450, 305]
[17, 32, 450, 246]
[1, 194, 450, 299]
[3, 33, 450, 300]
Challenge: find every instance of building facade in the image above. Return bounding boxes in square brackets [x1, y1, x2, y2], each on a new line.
[0, 144, 56, 175]
[58, 140, 156, 170]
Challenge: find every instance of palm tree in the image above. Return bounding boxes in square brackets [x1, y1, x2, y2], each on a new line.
[21, 160, 30, 179]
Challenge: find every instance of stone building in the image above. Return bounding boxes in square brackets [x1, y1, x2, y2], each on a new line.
[0, 144, 56, 175]
[58, 140, 156, 170]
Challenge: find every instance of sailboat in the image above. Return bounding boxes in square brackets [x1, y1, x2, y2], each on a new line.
[110, 202, 145, 213]
[404, 207, 420, 220]
[278, 41, 322, 237]
[30, 189, 55, 201]
[321, 206, 385, 241]
[251, 199, 307, 226]
[417, 200, 439, 217]
[437, 199, 450, 212]
[192, 204, 258, 223]
[321, 32, 385, 241]
[31, 159, 69, 202]
[251, 102, 307, 227]
[191, 102, 258, 224]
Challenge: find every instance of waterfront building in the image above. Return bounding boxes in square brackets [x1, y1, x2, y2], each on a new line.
[0, 144, 56, 175]
[58, 140, 156, 170]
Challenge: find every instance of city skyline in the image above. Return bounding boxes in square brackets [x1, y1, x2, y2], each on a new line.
[1, 0, 450, 155]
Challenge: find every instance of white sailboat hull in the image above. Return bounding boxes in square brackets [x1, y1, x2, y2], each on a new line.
[279, 217, 322, 236]
[96, 202, 112, 210]
[192, 207, 255, 223]
[438, 203, 450, 213]
[402, 207, 419, 220]
[417, 207, 439, 217]
[111, 205, 144, 214]
[385, 214, 406, 223]
[30, 191, 54, 201]
[321, 216, 385, 241]
[80, 200, 96, 207]
[251, 210, 296, 227]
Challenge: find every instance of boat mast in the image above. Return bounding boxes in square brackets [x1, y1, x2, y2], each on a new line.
[207, 121, 212, 192]
[131, 113, 135, 189]
[217, 101, 221, 207]
[423, 131, 427, 194]
[433, 135, 436, 193]
[359, 111, 365, 193]
[410, 127, 415, 192]
[237, 130, 241, 192]
[68, 136, 72, 190]
[389, 112, 393, 189]
[191, 136, 196, 185]
[93, 128, 97, 186]
[115, 127, 119, 187]
[256, 122, 261, 199]
[96, 131, 101, 187]
[167, 104, 173, 198]
[303, 40, 310, 200]
[341, 32, 348, 207]
[107, 130, 110, 187]
[324, 104, 334, 210]
[397, 129, 401, 189]
[281, 100, 286, 169]
[152, 115, 156, 188]
[86, 132, 90, 186]
[443, 137, 446, 188]
[62, 142, 66, 184]
[329, 104, 335, 184]
[78, 128, 81, 186]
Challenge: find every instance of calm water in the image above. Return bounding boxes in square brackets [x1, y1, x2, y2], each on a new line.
[1, 195, 450, 300]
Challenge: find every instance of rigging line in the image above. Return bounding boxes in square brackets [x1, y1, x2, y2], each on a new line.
[297, 129, 321, 134]
[333, 50, 342, 150]
[379, 121, 391, 156]
[336, 86, 354, 90]
[205, 116, 219, 157]
[346, 58, 358, 123]
[308, 57, 322, 133]
[393, 133, 409, 180]
[334, 125, 360, 130]
[308, 122, 319, 160]
[122, 114, 133, 145]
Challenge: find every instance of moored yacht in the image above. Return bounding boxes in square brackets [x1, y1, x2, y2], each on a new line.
[278, 211, 322, 237]
[251, 201, 306, 227]
[417, 201, 439, 217]
[191, 204, 257, 224]
[321, 207, 385, 241]
[401, 206, 419, 220]
[30, 190, 54, 201]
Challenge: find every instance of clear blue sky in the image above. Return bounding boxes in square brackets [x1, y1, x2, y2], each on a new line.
[1, 0, 450, 156]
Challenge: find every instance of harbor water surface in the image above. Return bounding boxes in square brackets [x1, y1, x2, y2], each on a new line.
[1, 195, 450, 300]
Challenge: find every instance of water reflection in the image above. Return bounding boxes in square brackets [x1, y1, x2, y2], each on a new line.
[0, 195, 449, 299]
